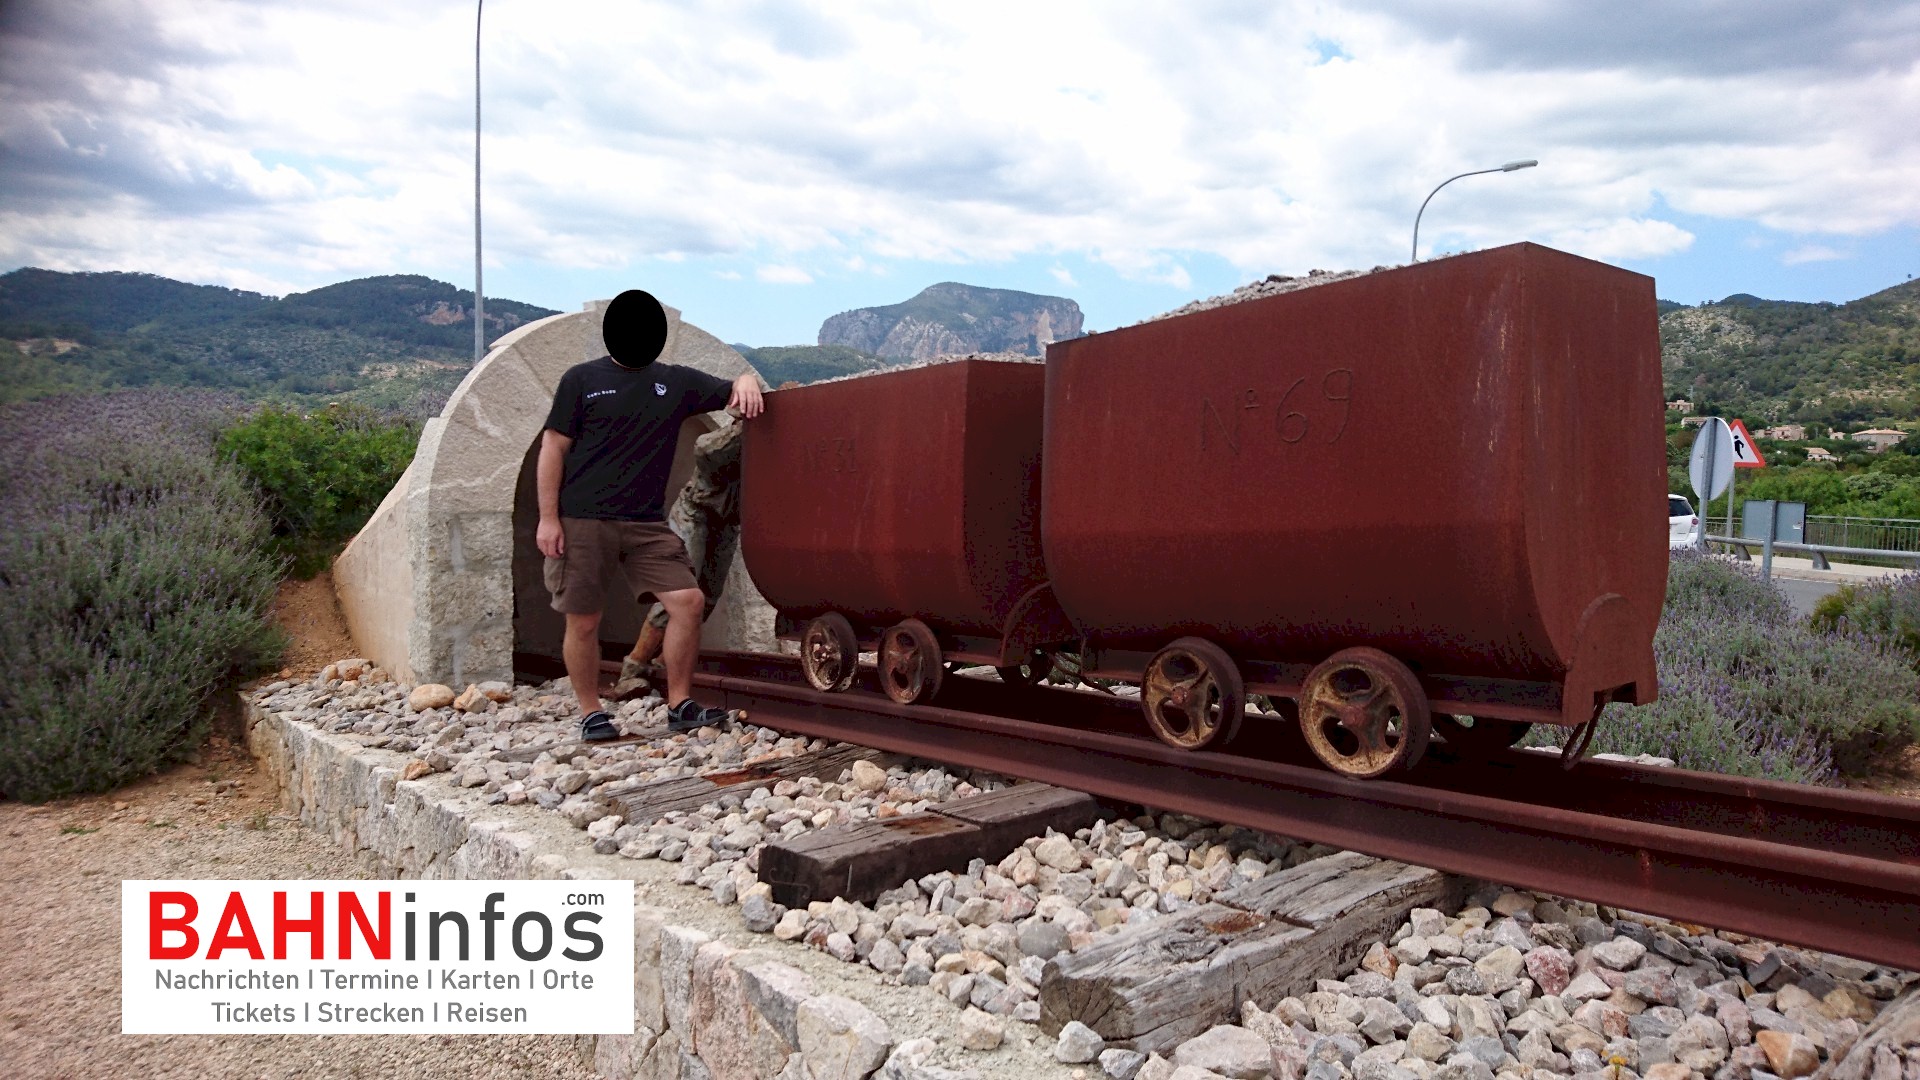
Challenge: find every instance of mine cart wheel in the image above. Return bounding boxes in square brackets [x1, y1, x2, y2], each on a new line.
[996, 649, 1054, 687]
[1432, 714, 1531, 757]
[879, 619, 945, 705]
[1141, 638, 1245, 751]
[800, 613, 860, 694]
[1299, 647, 1432, 778]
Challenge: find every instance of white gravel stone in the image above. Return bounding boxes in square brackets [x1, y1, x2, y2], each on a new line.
[957, 1007, 1004, 1051]
[1173, 1025, 1274, 1079]
[1591, 936, 1648, 971]
[1057, 1020, 1106, 1063]
[797, 994, 893, 1080]
[1102, 1048, 1151, 1080]
[1035, 834, 1084, 872]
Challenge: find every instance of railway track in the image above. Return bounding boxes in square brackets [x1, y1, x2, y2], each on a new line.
[671, 650, 1920, 972]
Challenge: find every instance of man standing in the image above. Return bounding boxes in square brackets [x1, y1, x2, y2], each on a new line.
[536, 290, 764, 740]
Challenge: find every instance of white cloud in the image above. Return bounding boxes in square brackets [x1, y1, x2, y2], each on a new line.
[0, 0, 1915, 306]
[1545, 218, 1696, 262]
[1049, 264, 1077, 287]
[1781, 244, 1848, 265]
[755, 264, 814, 284]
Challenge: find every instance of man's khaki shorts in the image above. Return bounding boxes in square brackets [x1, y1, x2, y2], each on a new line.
[544, 518, 698, 615]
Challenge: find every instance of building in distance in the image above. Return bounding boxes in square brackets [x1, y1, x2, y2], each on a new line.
[1850, 428, 1906, 452]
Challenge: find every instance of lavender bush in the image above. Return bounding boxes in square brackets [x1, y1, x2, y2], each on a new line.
[1811, 570, 1920, 663]
[0, 390, 284, 802]
[1534, 551, 1920, 783]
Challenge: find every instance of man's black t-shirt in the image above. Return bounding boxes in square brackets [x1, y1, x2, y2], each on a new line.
[544, 357, 732, 521]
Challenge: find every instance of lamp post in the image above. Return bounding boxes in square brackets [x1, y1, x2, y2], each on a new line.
[473, 0, 485, 367]
[1411, 159, 1536, 262]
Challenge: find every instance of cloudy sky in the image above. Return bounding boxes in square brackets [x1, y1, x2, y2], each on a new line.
[2, 0, 1916, 346]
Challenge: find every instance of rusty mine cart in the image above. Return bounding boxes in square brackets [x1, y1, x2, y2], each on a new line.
[740, 244, 1667, 780]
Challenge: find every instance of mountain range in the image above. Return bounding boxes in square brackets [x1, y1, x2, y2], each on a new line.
[5, 266, 1919, 430]
[818, 282, 1083, 361]
[0, 269, 556, 413]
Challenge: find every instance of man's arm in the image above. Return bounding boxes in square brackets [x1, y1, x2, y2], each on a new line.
[536, 429, 571, 557]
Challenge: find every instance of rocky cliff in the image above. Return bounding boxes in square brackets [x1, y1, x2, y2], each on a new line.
[817, 282, 1083, 361]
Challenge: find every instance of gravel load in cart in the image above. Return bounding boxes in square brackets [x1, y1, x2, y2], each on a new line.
[1040, 242, 1668, 776]
[740, 358, 1074, 706]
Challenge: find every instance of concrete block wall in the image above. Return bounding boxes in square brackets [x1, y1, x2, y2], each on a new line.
[334, 300, 776, 687]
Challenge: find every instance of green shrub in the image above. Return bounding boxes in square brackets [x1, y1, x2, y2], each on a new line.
[218, 403, 417, 577]
[0, 390, 285, 802]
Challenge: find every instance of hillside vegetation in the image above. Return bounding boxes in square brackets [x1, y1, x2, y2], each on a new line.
[735, 343, 888, 385]
[0, 269, 557, 414]
[1662, 279, 1920, 429]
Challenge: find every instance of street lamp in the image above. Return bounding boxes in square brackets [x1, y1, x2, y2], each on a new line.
[473, 0, 485, 367]
[1411, 159, 1537, 262]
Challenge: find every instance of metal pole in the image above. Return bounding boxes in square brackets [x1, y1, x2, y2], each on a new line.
[1701, 425, 1718, 551]
[1410, 160, 1535, 262]
[1762, 501, 1777, 581]
[1414, 169, 1498, 263]
[1725, 460, 1736, 548]
[473, 0, 485, 368]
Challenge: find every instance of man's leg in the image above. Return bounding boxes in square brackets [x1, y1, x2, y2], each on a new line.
[657, 586, 704, 707]
[563, 610, 606, 716]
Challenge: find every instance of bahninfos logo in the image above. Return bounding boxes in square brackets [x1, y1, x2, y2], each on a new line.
[121, 880, 633, 1034]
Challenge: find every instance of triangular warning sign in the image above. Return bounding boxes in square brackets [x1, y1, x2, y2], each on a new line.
[1727, 419, 1767, 468]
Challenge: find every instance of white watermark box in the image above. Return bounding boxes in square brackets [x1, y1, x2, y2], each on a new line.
[122, 880, 633, 1034]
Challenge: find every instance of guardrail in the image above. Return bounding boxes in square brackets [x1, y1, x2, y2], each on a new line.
[1704, 534, 1920, 572]
[1806, 515, 1920, 553]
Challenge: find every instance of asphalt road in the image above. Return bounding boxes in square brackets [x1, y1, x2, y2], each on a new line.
[1775, 575, 1841, 619]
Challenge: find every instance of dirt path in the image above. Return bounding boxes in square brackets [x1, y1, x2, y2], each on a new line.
[1847, 743, 1920, 799]
[267, 570, 358, 679]
[0, 575, 602, 1080]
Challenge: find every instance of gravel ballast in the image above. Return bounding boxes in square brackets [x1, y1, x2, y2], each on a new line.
[236, 664, 1920, 1080]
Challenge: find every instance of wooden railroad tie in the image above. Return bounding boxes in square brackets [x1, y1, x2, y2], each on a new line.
[611, 743, 887, 824]
[757, 783, 1105, 909]
[1040, 850, 1466, 1056]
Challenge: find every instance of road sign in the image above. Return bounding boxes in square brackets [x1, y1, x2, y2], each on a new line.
[1742, 499, 1805, 581]
[1727, 419, 1767, 468]
[1741, 499, 1806, 544]
[1689, 418, 1733, 503]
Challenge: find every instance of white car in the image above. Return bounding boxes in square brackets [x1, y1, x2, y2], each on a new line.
[1668, 494, 1703, 550]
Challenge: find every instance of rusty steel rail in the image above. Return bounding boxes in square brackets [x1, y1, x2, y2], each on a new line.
[682, 651, 1920, 971]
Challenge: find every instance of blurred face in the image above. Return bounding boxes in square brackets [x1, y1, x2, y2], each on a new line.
[602, 289, 668, 368]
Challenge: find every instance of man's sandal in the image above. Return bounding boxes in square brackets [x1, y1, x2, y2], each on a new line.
[580, 711, 620, 742]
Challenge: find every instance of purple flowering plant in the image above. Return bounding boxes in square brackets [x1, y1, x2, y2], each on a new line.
[0, 389, 285, 801]
[1536, 551, 1920, 783]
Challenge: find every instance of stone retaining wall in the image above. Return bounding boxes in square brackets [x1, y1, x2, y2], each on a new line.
[245, 701, 1023, 1080]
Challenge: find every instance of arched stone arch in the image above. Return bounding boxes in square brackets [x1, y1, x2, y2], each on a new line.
[334, 299, 768, 687]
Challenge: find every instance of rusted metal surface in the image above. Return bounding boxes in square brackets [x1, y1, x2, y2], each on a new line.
[1042, 243, 1667, 727]
[1140, 637, 1243, 750]
[800, 612, 858, 693]
[741, 360, 1060, 647]
[878, 617, 943, 705]
[689, 651, 1920, 970]
[1298, 646, 1431, 777]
